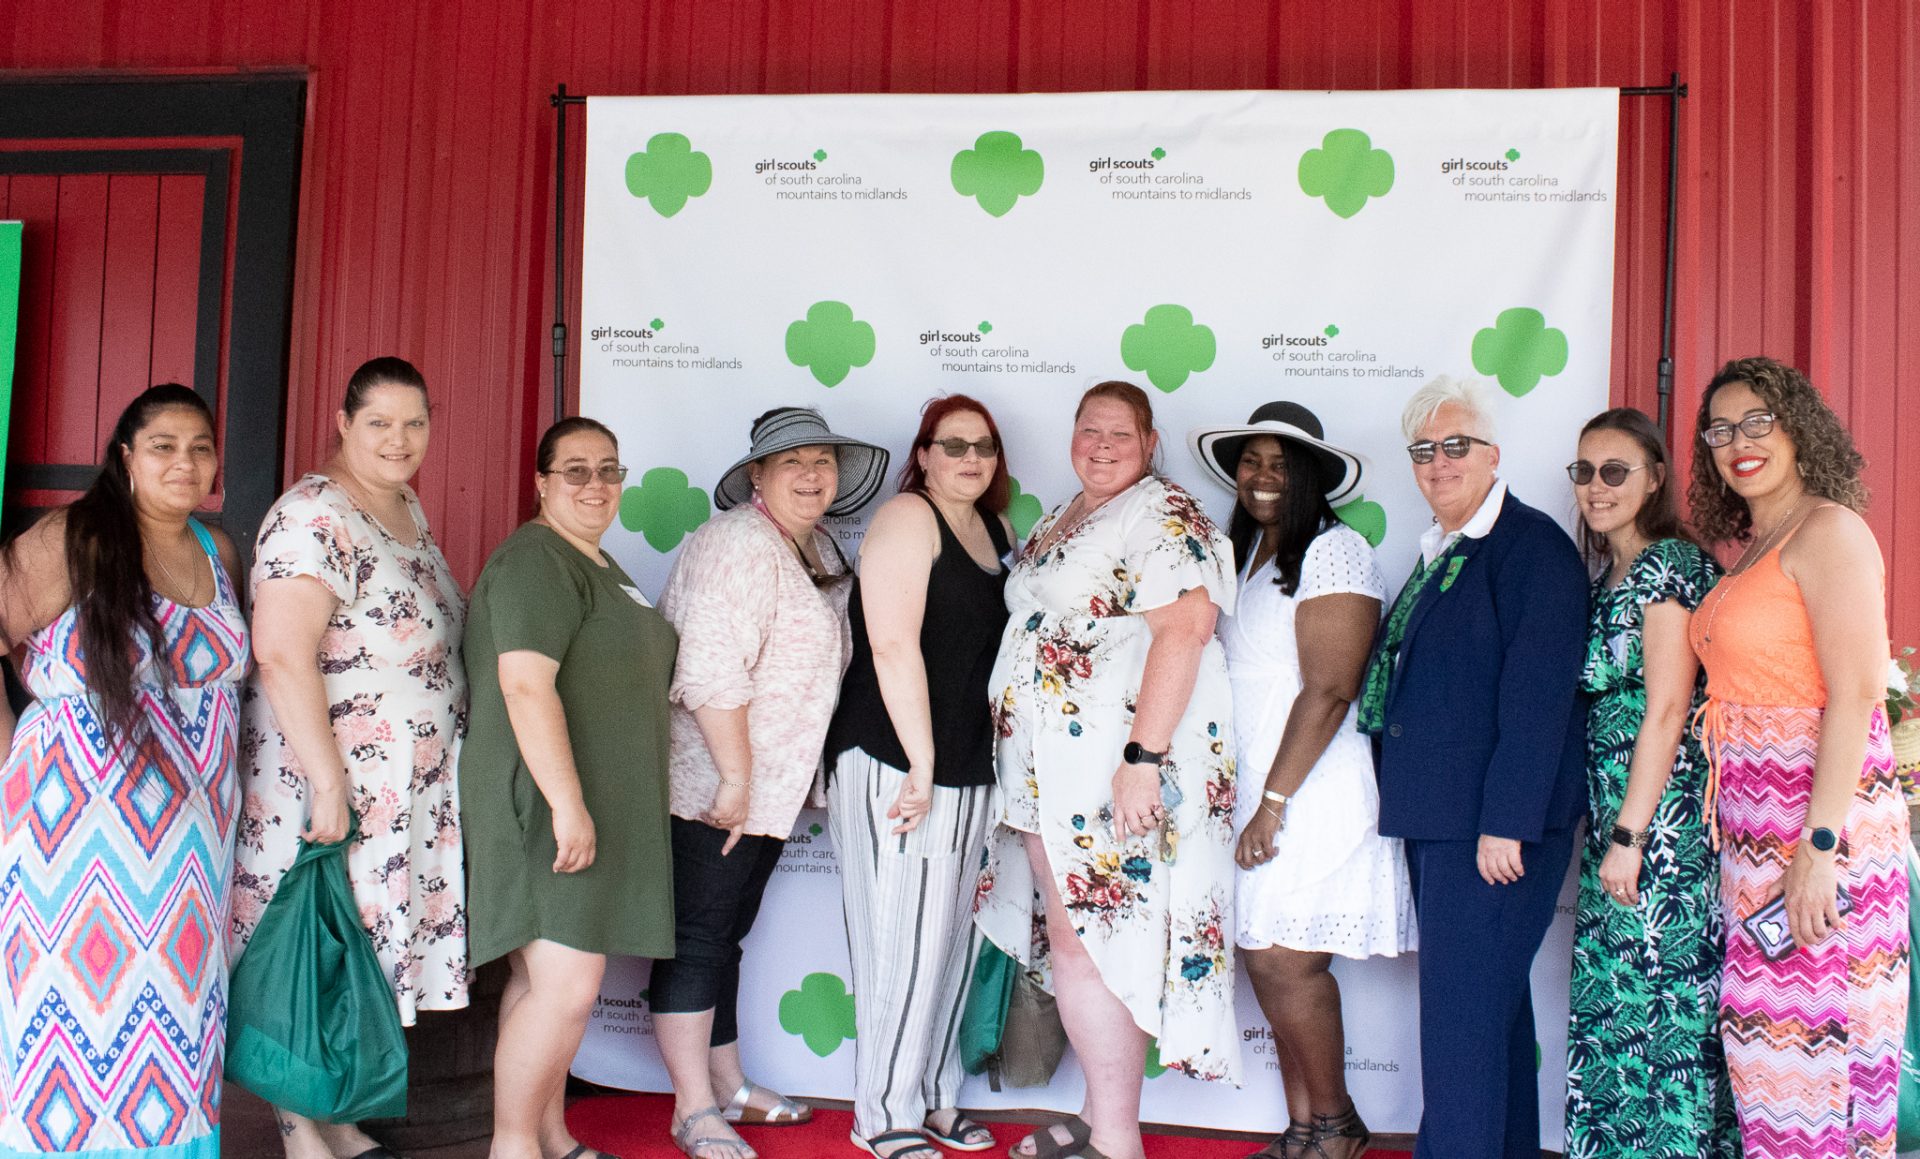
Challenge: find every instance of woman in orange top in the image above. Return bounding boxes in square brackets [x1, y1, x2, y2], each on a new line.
[1686, 356, 1906, 1159]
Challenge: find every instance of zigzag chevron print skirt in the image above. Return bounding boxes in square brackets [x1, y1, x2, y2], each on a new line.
[1717, 704, 1909, 1159]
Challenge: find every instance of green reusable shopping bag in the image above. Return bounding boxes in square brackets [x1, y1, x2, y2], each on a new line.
[1897, 847, 1920, 1150]
[225, 819, 408, 1121]
[956, 938, 1066, 1089]
[958, 939, 1016, 1083]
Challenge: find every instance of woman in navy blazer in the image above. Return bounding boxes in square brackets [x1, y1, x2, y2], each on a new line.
[1356, 376, 1589, 1159]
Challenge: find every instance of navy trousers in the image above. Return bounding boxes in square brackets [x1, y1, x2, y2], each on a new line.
[1405, 829, 1575, 1159]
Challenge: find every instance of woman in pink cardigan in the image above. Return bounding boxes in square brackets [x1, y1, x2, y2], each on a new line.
[651, 406, 888, 1159]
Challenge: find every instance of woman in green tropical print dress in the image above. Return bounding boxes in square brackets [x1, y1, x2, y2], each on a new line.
[1564, 408, 1738, 1159]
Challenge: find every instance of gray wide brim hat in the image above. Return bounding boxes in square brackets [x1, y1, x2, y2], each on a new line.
[713, 406, 892, 518]
[1186, 400, 1369, 506]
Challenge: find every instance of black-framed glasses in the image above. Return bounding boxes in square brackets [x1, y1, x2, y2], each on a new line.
[1699, 412, 1775, 448]
[1405, 435, 1492, 464]
[932, 436, 999, 459]
[544, 464, 629, 486]
[1566, 460, 1648, 487]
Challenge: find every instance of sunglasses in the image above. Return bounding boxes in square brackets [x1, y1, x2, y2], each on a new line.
[1566, 460, 1649, 487]
[543, 464, 629, 487]
[1405, 435, 1492, 464]
[1699, 412, 1775, 448]
[790, 533, 853, 589]
[930, 436, 999, 459]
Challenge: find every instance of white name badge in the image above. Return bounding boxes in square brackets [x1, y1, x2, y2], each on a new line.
[619, 584, 653, 608]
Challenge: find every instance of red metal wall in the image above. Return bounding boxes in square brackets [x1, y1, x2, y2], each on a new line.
[2, 0, 1913, 641]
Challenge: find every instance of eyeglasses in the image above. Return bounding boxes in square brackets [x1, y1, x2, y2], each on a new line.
[1405, 435, 1492, 464]
[543, 464, 629, 487]
[932, 437, 999, 459]
[1566, 461, 1648, 487]
[1699, 412, 1775, 448]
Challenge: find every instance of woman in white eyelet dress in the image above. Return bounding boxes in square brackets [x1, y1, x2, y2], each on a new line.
[1222, 521, 1414, 956]
[1189, 402, 1414, 1158]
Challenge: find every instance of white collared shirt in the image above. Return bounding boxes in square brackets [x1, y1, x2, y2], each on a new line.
[1419, 477, 1509, 566]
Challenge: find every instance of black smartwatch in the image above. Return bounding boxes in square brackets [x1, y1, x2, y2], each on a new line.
[1121, 741, 1166, 766]
[1802, 825, 1838, 852]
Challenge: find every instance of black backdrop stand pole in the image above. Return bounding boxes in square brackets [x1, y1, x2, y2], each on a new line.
[550, 84, 586, 426]
[1623, 74, 1688, 436]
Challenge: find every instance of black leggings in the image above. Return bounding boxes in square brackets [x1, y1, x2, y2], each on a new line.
[647, 816, 786, 1046]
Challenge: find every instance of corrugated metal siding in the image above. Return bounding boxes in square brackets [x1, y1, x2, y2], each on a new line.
[1, 0, 1912, 641]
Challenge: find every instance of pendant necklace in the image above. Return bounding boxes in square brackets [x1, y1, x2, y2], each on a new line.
[1700, 496, 1805, 645]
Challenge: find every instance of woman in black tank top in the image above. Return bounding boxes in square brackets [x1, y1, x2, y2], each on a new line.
[824, 397, 1013, 1157]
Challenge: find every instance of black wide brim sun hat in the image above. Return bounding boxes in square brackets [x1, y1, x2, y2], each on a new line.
[713, 406, 892, 518]
[1185, 400, 1370, 506]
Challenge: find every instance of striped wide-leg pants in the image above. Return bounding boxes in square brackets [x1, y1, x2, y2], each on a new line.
[828, 749, 996, 1137]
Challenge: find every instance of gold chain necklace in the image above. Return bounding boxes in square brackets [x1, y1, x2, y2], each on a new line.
[148, 538, 205, 606]
[1700, 496, 1805, 645]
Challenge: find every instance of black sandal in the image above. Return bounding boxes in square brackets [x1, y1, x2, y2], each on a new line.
[1242, 1119, 1313, 1159]
[853, 1129, 942, 1159]
[923, 1111, 995, 1152]
[1301, 1103, 1370, 1159]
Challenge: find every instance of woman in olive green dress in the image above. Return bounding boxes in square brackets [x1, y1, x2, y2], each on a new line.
[1563, 408, 1737, 1159]
[459, 417, 679, 1159]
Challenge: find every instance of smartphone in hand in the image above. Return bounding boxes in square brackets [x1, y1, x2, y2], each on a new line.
[1742, 884, 1853, 961]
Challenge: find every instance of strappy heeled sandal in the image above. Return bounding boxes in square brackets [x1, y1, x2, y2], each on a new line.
[1301, 1103, 1370, 1159]
[1242, 1119, 1313, 1159]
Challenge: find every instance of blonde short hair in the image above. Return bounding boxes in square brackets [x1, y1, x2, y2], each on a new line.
[1400, 376, 1499, 443]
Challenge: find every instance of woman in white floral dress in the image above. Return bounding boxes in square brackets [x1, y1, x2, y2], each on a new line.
[232, 358, 468, 1159]
[976, 381, 1241, 1159]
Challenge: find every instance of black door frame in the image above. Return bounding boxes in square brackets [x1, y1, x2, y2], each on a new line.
[0, 72, 305, 549]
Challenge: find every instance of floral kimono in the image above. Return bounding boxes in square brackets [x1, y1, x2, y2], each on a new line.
[974, 474, 1242, 1083]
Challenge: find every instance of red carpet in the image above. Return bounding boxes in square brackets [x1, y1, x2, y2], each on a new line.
[566, 1093, 1412, 1157]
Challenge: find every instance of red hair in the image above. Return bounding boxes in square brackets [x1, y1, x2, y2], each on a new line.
[896, 394, 1012, 514]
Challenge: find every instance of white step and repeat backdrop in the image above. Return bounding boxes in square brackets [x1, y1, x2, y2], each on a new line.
[574, 89, 1617, 1148]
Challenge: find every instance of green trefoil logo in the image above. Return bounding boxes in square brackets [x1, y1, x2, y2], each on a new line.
[625, 133, 713, 218]
[618, 468, 711, 553]
[778, 971, 857, 1057]
[1298, 129, 1394, 219]
[1471, 307, 1569, 397]
[1007, 477, 1045, 540]
[951, 131, 1044, 217]
[785, 300, 876, 388]
[1120, 304, 1216, 393]
[1334, 496, 1387, 548]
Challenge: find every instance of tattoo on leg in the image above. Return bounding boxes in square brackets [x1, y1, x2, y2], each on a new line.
[276, 1116, 296, 1138]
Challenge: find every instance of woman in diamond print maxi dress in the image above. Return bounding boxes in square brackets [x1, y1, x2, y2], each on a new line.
[0, 386, 249, 1159]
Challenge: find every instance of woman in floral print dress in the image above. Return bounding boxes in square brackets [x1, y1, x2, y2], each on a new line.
[976, 381, 1241, 1159]
[232, 358, 468, 1159]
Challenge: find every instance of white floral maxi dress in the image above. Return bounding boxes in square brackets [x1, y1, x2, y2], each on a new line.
[230, 474, 470, 1022]
[974, 475, 1243, 1083]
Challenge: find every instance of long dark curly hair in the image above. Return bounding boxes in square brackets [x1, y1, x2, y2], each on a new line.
[1686, 356, 1868, 544]
[0, 386, 217, 750]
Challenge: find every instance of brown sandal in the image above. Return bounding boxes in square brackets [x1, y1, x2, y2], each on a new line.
[1009, 1115, 1089, 1159]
